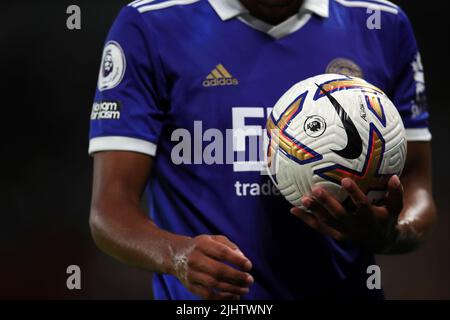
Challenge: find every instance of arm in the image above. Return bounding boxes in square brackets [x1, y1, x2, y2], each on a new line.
[391, 141, 436, 253]
[291, 141, 436, 254]
[89, 151, 253, 299]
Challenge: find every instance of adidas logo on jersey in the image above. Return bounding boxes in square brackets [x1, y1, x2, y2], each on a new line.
[203, 64, 239, 87]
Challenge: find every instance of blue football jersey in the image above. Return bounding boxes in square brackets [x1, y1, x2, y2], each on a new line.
[89, 0, 431, 299]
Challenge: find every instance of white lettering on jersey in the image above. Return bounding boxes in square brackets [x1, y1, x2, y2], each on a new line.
[232, 107, 272, 172]
[170, 107, 272, 173]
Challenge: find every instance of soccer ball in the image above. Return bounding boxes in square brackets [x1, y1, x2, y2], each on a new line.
[264, 74, 407, 207]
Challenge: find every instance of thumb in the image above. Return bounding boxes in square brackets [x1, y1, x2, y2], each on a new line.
[386, 175, 404, 217]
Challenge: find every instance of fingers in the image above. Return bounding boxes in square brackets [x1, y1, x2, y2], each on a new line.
[182, 235, 254, 300]
[302, 196, 342, 229]
[211, 235, 238, 250]
[211, 235, 252, 268]
[291, 206, 320, 228]
[386, 175, 404, 216]
[189, 283, 239, 300]
[290, 178, 404, 252]
[202, 237, 252, 271]
[193, 254, 254, 287]
[189, 270, 250, 296]
[341, 178, 369, 210]
[311, 186, 347, 219]
[290, 206, 347, 241]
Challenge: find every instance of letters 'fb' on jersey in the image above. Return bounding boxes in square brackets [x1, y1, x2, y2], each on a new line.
[89, 0, 431, 299]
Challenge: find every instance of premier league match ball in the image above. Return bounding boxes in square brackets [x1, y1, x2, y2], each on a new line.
[265, 74, 407, 207]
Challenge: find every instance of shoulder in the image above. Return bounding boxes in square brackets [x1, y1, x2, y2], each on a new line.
[331, 0, 400, 14]
[126, 0, 204, 16]
[330, 0, 411, 32]
[115, 0, 210, 34]
[107, 0, 209, 41]
[330, 0, 411, 23]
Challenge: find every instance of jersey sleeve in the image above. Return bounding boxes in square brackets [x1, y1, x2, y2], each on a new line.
[390, 9, 431, 141]
[88, 6, 167, 156]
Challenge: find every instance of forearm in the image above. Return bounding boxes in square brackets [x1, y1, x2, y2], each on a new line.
[89, 201, 190, 275]
[384, 179, 436, 254]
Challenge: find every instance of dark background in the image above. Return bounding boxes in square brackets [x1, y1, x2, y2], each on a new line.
[1, 0, 449, 299]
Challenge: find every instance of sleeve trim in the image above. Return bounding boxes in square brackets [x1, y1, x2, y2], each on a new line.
[89, 136, 157, 156]
[405, 128, 432, 142]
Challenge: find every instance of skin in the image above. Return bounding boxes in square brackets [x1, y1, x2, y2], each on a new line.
[90, 1, 436, 299]
[291, 142, 436, 253]
[90, 145, 436, 300]
[90, 152, 254, 300]
[240, 0, 304, 25]
[236, 0, 437, 252]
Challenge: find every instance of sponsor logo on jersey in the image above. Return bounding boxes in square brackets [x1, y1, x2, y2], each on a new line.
[98, 41, 126, 91]
[170, 107, 272, 173]
[203, 64, 239, 87]
[411, 52, 427, 118]
[91, 101, 121, 120]
[234, 179, 280, 197]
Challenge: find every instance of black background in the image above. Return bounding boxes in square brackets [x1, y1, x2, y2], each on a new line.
[1, 0, 449, 299]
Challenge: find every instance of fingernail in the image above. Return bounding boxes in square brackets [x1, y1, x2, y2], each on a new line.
[234, 248, 245, 256]
[342, 178, 352, 188]
[392, 175, 400, 188]
[244, 260, 252, 270]
[246, 275, 254, 284]
[301, 197, 311, 208]
[312, 187, 322, 197]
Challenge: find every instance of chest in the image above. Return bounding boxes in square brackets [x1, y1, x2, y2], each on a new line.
[157, 19, 392, 131]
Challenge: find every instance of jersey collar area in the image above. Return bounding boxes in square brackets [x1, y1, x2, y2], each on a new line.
[208, 0, 329, 39]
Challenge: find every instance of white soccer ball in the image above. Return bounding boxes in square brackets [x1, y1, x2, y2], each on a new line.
[264, 74, 407, 207]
